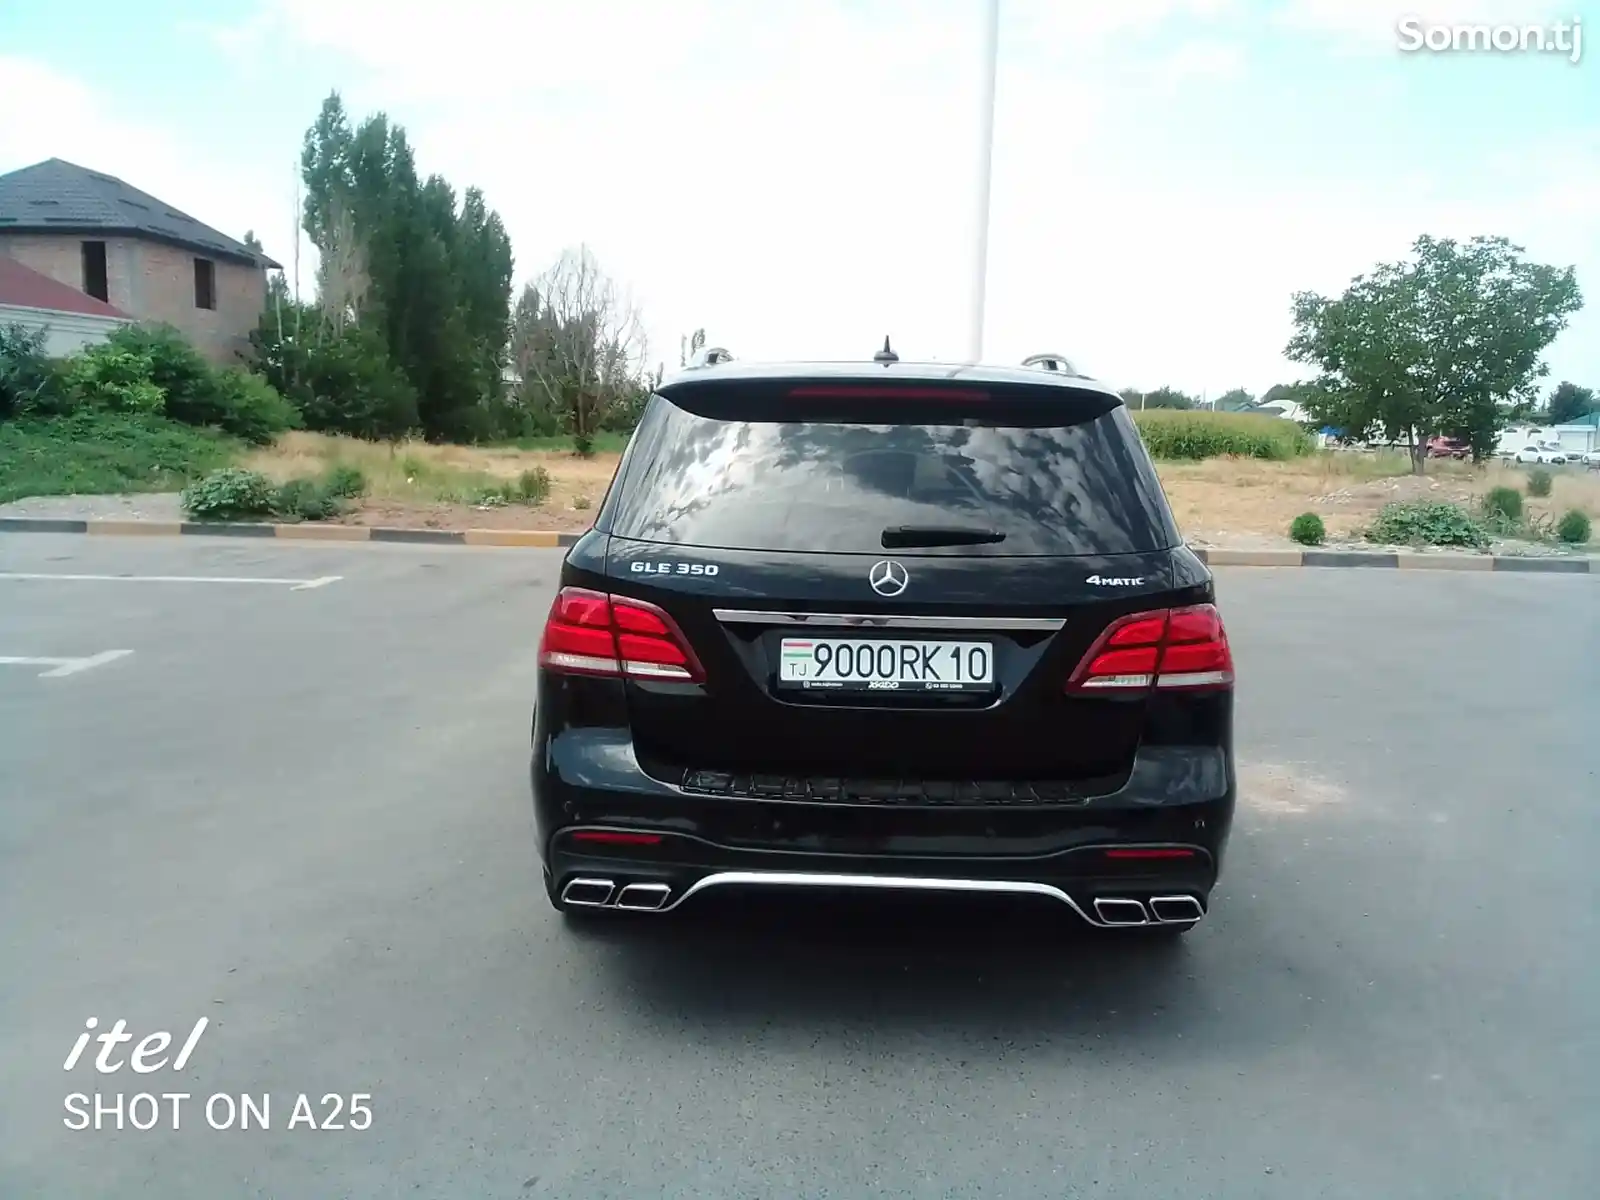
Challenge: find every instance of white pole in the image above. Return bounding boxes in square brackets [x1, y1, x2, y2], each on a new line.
[968, 0, 1000, 364]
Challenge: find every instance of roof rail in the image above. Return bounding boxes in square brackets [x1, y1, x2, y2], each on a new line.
[1022, 352, 1079, 375]
[687, 346, 734, 368]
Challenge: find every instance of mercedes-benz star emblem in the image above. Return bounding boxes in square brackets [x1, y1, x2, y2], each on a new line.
[868, 559, 909, 597]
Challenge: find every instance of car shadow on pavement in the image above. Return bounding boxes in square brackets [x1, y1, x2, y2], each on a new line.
[554, 889, 1300, 1061]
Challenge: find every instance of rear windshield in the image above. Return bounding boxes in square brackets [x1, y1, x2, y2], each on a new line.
[606, 387, 1180, 556]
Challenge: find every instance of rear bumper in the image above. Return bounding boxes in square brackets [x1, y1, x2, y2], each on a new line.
[531, 728, 1235, 924]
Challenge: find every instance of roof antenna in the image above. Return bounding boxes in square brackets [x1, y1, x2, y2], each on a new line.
[873, 336, 899, 365]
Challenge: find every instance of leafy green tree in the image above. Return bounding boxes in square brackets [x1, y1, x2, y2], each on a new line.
[1547, 381, 1595, 424]
[295, 92, 514, 442]
[1288, 235, 1581, 471]
[1215, 387, 1255, 412]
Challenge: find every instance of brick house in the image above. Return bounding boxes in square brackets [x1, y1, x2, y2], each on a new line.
[0, 158, 279, 365]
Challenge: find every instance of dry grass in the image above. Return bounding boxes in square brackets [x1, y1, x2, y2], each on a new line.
[243, 431, 617, 527]
[1158, 450, 1600, 543]
[242, 432, 1598, 542]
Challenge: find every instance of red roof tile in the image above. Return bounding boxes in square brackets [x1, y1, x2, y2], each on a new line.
[0, 255, 128, 318]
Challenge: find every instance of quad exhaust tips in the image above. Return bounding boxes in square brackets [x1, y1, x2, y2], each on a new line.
[559, 878, 672, 911]
[1092, 895, 1206, 927]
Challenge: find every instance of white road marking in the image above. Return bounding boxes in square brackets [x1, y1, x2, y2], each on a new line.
[0, 572, 343, 589]
[0, 650, 134, 678]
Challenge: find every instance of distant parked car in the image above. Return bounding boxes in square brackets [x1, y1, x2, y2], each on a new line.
[1426, 436, 1469, 459]
[1512, 445, 1568, 465]
[1582, 449, 1600, 470]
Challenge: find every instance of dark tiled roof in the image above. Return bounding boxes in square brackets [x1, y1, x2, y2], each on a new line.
[0, 255, 130, 318]
[0, 158, 281, 268]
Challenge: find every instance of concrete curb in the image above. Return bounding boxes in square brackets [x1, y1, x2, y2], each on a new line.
[0, 518, 1593, 570]
[0, 517, 584, 549]
[1189, 547, 1593, 572]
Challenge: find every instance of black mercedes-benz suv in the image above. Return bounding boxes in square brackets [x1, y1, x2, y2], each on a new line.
[531, 349, 1236, 933]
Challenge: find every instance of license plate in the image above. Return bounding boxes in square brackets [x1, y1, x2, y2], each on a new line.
[777, 637, 995, 692]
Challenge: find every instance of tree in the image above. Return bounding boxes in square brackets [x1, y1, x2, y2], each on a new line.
[519, 246, 649, 450]
[1215, 387, 1255, 412]
[293, 91, 514, 442]
[1287, 235, 1581, 471]
[1118, 386, 1194, 410]
[1261, 382, 1306, 407]
[1548, 381, 1596, 424]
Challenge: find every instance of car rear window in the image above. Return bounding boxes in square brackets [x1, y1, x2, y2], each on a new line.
[606, 385, 1181, 556]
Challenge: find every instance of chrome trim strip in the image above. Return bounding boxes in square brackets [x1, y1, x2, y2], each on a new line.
[654, 870, 1129, 925]
[712, 609, 1064, 632]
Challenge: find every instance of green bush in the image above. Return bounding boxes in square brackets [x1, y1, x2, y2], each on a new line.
[0, 411, 236, 504]
[1525, 467, 1553, 498]
[469, 467, 551, 507]
[65, 345, 165, 414]
[0, 324, 66, 418]
[1481, 486, 1523, 522]
[1288, 512, 1326, 546]
[180, 467, 277, 521]
[252, 315, 420, 440]
[105, 326, 296, 444]
[572, 431, 596, 458]
[322, 463, 368, 499]
[272, 477, 342, 522]
[208, 369, 300, 445]
[1132, 410, 1313, 461]
[513, 467, 550, 503]
[1366, 500, 1489, 549]
[1556, 508, 1592, 545]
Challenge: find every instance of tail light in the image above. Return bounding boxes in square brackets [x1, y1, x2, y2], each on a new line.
[539, 587, 705, 682]
[1066, 604, 1233, 694]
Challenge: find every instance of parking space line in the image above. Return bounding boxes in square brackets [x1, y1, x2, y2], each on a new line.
[0, 572, 343, 589]
[0, 650, 134, 678]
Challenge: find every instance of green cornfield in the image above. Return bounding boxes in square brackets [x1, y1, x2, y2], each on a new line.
[1131, 410, 1315, 461]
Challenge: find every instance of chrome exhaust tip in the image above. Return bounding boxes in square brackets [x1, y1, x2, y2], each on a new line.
[560, 878, 616, 907]
[615, 882, 672, 911]
[1093, 897, 1150, 926]
[1148, 895, 1205, 924]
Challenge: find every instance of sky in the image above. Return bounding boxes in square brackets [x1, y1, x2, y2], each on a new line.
[1, 0, 1596, 398]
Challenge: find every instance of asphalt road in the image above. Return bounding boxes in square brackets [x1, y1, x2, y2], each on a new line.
[1, 533, 1596, 1200]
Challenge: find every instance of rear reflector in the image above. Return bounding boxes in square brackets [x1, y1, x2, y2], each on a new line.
[539, 587, 705, 682]
[570, 830, 665, 846]
[1067, 604, 1234, 694]
[1102, 847, 1197, 860]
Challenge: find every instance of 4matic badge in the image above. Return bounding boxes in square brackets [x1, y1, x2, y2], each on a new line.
[1085, 575, 1146, 587]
